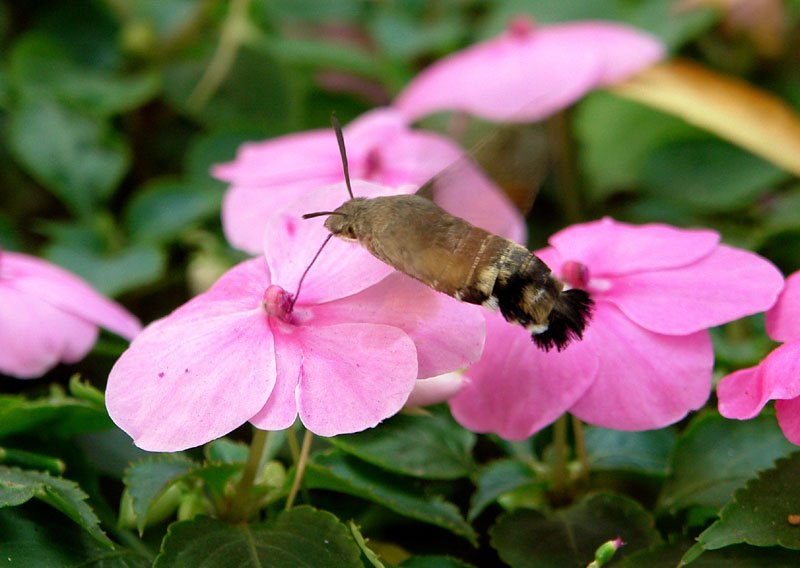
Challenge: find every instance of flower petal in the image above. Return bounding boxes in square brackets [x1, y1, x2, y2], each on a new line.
[766, 270, 800, 342]
[0, 287, 97, 378]
[2, 251, 141, 340]
[295, 323, 418, 436]
[449, 310, 598, 440]
[249, 325, 303, 431]
[406, 373, 466, 407]
[604, 245, 784, 335]
[569, 303, 713, 430]
[264, 181, 399, 305]
[394, 20, 664, 122]
[776, 397, 800, 446]
[547, 218, 720, 277]
[105, 260, 277, 451]
[718, 340, 800, 420]
[312, 272, 484, 378]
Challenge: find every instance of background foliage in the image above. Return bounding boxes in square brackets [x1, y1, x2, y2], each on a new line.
[2, 0, 800, 566]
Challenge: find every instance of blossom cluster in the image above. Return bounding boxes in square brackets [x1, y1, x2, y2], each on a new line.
[100, 17, 790, 452]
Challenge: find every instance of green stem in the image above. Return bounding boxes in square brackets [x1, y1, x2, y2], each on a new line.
[550, 414, 569, 499]
[571, 414, 590, 484]
[285, 429, 313, 510]
[228, 428, 269, 522]
[187, 0, 252, 112]
[548, 109, 583, 224]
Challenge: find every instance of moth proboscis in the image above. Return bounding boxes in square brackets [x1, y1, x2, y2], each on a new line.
[301, 115, 593, 351]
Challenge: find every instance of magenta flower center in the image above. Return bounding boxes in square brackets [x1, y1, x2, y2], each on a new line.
[363, 148, 382, 180]
[507, 15, 537, 38]
[561, 260, 590, 290]
[263, 285, 294, 322]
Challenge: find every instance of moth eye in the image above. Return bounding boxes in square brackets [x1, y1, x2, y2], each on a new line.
[345, 227, 357, 240]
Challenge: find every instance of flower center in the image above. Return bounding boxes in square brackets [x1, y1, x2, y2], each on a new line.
[508, 15, 537, 38]
[364, 148, 382, 180]
[561, 260, 590, 290]
[263, 285, 293, 322]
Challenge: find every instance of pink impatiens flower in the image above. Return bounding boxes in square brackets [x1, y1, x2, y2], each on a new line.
[449, 218, 784, 438]
[213, 107, 525, 253]
[718, 270, 800, 444]
[105, 181, 484, 452]
[394, 18, 665, 123]
[0, 249, 141, 379]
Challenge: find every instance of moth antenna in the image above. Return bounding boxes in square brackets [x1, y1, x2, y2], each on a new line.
[290, 234, 333, 310]
[331, 113, 354, 199]
[302, 211, 345, 220]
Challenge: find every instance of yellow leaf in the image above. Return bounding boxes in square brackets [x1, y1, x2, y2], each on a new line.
[610, 59, 800, 176]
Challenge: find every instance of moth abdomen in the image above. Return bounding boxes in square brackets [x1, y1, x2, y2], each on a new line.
[491, 247, 593, 351]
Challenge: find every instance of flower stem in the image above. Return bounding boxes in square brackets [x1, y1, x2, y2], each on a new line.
[548, 109, 583, 224]
[550, 414, 569, 501]
[285, 429, 313, 510]
[228, 427, 269, 522]
[572, 414, 590, 484]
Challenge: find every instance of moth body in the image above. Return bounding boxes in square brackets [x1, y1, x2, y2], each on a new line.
[323, 194, 592, 351]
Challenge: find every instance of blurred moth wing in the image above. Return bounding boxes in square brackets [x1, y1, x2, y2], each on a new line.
[304, 116, 592, 351]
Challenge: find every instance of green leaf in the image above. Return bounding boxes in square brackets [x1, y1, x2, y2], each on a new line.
[305, 450, 477, 544]
[585, 426, 675, 475]
[0, 466, 112, 547]
[574, 91, 705, 202]
[618, 541, 800, 567]
[154, 507, 363, 568]
[0, 392, 112, 439]
[124, 178, 223, 243]
[8, 33, 160, 117]
[468, 460, 538, 522]
[658, 412, 796, 513]
[205, 438, 249, 464]
[643, 138, 788, 213]
[400, 556, 477, 568]
[123, 455, 194, 535]
[490, 493, 661, 568]
[0, 503, 150, 567]
[329, 406, 476, 479]
[5, 99, 130, 216]
[349, 521, 386, 568]
[698, 452, 800, 550]
[45, 241, 166, 297]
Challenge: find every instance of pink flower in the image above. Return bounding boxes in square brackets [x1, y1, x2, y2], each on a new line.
[105, 181, 485, 451]
[213, 107, 525, 253]
[0, 250, 141, 379]
[394, 18, 665, 123]
[718, 270, 800, 444]
[450, 218, 784, 438]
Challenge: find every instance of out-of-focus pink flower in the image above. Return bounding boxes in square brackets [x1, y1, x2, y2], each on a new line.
[718, 270, 800, 444]
[106, 181, 485, 452]
[213, 107, 525, 253]
[0, 250, 141, 379]
[394, 17, 665, 123]
[449, 218, 783, 438]
[405, 372, 466, 408]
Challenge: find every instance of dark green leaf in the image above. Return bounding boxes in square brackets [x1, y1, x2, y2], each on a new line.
[5, 99, 130, 215]
[0, 392, 112, 439]
[0, 466, 112, 547]
[490, 493, 661, 568]
[698, 452, 800, 550]
[154, 507, 363, 568]
[574, 91, 705, 202]
[0, 503, 150, 567]
[400, 556, 477, 568]
[125, 178, 223, 243]
[643, 139, 787, 213]
[45, 241, 166, 297]
[305, 450, 477, 544]
[468, 460, 538, 522]
[658, 412, 796, 513]
[618, 540, 800, 567]
[123, 455, 194, 535]
[184, 131, 259, 180]
[204, 438, 249, 464]
[330, 406, 476, 479]
[585, 426, 675, 475]
[8, 33, 160, 117]
[349, 521, 386, 568]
